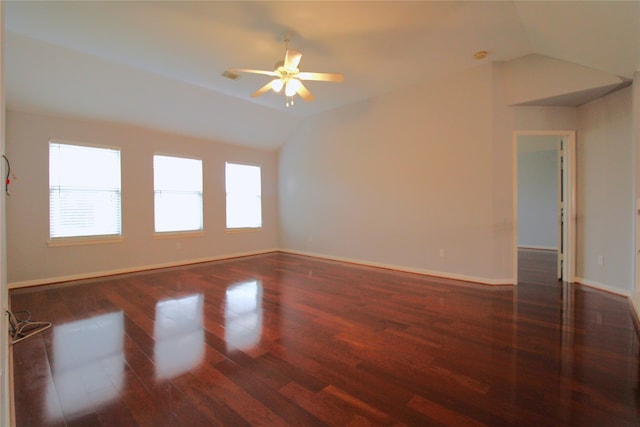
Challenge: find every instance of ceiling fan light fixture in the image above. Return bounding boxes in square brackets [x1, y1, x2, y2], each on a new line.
[285, 78, 302, 96]
[271, 79, 284, 93]
[228, 35, 343, 107]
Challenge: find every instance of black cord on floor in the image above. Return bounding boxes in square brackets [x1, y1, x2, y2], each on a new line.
[7, 310, 51, 344]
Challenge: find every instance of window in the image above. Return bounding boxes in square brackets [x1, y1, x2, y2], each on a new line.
[154, 155, 203, 233]
[225, 162, 262, 229]
[49, 142, 122, 240]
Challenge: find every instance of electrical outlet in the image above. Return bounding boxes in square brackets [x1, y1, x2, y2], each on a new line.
[439, 248, 445, 257]
[597, 255, 604, 266]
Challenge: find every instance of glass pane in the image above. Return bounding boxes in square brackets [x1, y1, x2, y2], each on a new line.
[153, 155, 203, 233]
[154, 156, 202, 192]
[154, 191, 203, 233]
[225, 163, 262, 229]
[49, 143, 122, 239]
[226, 195, 262, 228]
[225, 163, 261, 195]
[50, 143, 121, 190]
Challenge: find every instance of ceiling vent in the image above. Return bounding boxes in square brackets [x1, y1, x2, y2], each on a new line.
[221, 70, 239, 80]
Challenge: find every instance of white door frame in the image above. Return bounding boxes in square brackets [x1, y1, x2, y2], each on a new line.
[513, 130, 576, 284]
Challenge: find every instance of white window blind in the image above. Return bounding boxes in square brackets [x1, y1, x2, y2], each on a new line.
[154, 155, 203, 233]
[49, 142, 122, 239]
[225, 162, 262, 229]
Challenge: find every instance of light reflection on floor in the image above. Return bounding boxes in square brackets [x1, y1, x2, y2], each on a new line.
[154, 294, 205, 381]
[48, 311, 124, 421]
[225, 280, 263, 351]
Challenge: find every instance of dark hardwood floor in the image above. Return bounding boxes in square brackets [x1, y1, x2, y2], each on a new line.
[10, 250, 640, 426]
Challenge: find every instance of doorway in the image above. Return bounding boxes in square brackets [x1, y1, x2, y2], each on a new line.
[513, 131, 576, 285]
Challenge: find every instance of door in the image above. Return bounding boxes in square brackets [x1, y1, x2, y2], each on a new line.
[513, 131, 576, 285]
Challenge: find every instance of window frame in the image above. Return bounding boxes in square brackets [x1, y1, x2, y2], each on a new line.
[48, 140, 123, 246]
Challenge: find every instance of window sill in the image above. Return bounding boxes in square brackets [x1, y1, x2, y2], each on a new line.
[48, 236, 124, 247]
[153, 230, 205, 239]
[226, 227, 262, 234]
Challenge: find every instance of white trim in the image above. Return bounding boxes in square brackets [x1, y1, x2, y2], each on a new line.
[280, 249, 514, 286]
[518, 245, 558, 251]
[8, 248, 278, 289]
[225, 227, 262, 233]
[575, 277, 631, 297]
[565, 133, 577, 283]
[153, 231, 205, 239]
[48, 236, 124, 247]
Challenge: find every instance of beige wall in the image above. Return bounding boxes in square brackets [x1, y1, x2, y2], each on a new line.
[6, 110, 279, 285]
[576, 86, 634, 294]
[280, 64, 503, 283]
[501, 54, 625, 106]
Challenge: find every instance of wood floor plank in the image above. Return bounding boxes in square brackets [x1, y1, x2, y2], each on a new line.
[407, 394, 487, 427]
[279, 382, 358, 427]
[10, 250, 640, 426]
[214, 357, 327, 427]
[320, 385, 403, 425]
[185, 362, 290, 427]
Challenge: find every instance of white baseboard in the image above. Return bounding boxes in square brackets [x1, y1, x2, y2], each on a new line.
[8, 248, 278, 289]
[574, 277, 631, 298]
[280, 248, 514, 286]
[518, 245, 558, 251]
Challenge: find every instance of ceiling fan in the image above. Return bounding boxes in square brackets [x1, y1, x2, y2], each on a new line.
[227, 36, 344, 107]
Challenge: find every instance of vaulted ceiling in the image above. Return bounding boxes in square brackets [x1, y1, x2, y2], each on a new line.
[5, 1, 639, 150]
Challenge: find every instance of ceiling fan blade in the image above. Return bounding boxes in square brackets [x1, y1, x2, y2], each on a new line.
[284, 49, 302, 70]
[228, 68, 279, 77]
[251, 80, 277, 97]
[296, 81, 315, 102]
[297, 72, 345, 82]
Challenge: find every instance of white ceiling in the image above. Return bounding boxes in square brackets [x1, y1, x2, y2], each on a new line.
[5, 1, 640, 150]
